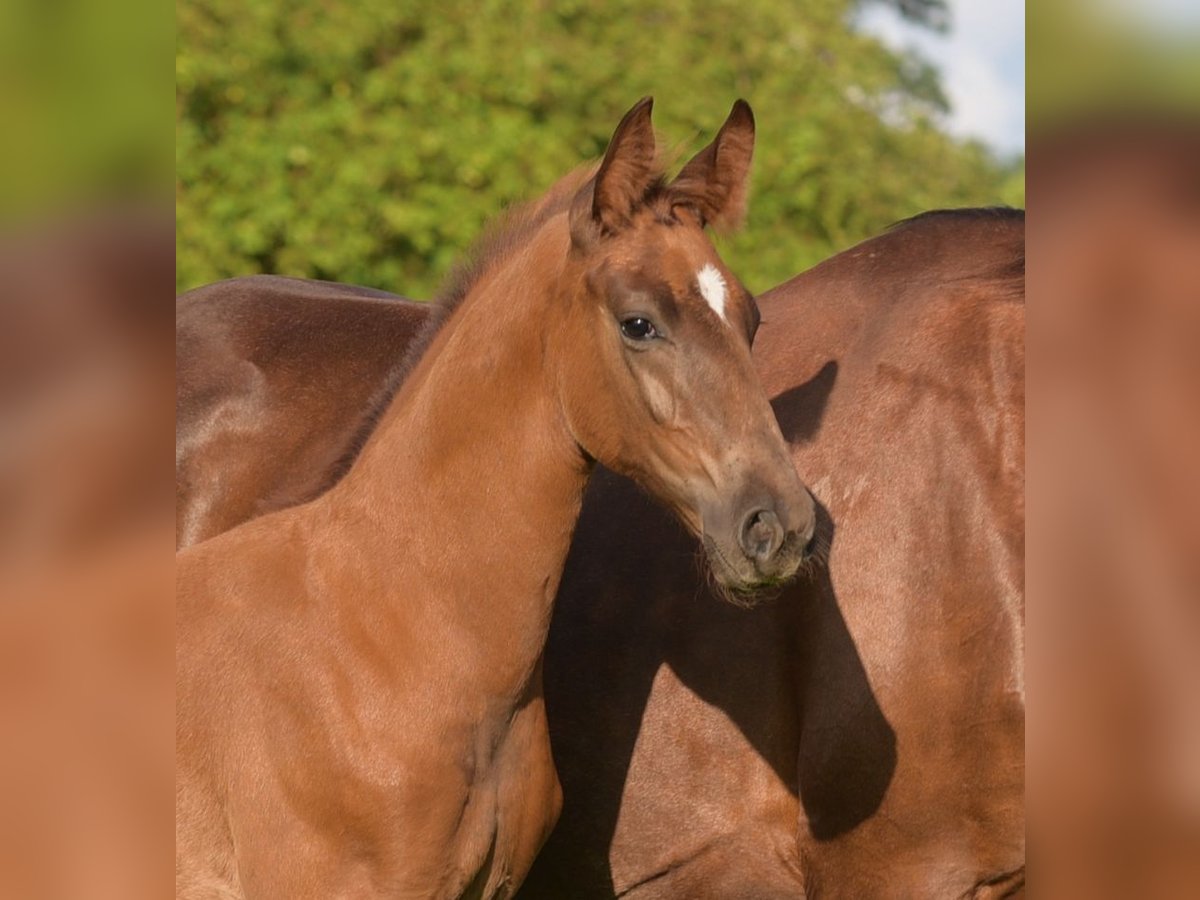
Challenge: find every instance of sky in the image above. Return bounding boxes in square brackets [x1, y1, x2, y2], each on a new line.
[1106, 0, 1200, 28]
[858, 0, 1026, 157]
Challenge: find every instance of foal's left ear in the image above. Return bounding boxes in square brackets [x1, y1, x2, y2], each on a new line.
[571, 97, 659, 246]
[669, 99, 755, 232]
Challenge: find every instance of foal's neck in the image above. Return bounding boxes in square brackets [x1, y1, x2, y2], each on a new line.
[323, 224, 587, 681]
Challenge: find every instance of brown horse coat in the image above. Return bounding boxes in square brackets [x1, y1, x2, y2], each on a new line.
[176, 277, 430, 548]
[176, 209, 1024, 896]
[176, 99, 813, 899]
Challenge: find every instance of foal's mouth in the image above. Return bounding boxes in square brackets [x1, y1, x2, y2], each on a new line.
[699, 533, 807, 608]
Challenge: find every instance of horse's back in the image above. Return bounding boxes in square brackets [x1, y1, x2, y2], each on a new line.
[767, 209, 1025, 896]
[175, 276, 430, 547]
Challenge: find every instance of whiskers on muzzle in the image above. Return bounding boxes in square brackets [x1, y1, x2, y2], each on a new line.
[697, 518, 830, 609]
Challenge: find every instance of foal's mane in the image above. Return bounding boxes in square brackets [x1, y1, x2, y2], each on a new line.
[395, 162, 598, 383]
[328, 159, 673, 486]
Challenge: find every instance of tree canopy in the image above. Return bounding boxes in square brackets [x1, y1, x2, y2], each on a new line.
[177, 0, 1023, 297]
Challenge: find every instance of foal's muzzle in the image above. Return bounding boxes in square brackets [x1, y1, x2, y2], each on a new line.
[704, 486, 817, 595]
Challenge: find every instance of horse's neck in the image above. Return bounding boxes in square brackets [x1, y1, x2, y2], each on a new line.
[320, 247, 587, 690]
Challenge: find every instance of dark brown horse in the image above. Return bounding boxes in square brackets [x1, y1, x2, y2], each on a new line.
[177, 208, 1025, 896]
[176, 99, 815, 899]
[176, 277, 430, 548]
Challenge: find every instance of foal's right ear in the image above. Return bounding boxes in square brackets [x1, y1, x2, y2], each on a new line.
[668, 99, 755, 232]
[571, 97, 658, 246]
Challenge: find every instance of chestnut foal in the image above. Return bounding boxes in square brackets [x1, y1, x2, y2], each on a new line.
[176, 99, 815, 899]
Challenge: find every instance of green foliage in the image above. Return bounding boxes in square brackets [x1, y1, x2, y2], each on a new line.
[177, 0, 1023, 297]
[3, 0, 169, 217]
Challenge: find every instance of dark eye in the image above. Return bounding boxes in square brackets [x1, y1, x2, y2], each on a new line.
[620, 317, 658, 341]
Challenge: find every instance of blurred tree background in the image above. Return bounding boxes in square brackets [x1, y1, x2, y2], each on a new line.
[176, 0, 1024, 297]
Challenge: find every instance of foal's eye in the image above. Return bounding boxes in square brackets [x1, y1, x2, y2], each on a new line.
[620, 317, 658, 341]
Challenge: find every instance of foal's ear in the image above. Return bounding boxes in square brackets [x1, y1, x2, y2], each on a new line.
[571, 97, 658, 245]
[669, 99, 755, 232]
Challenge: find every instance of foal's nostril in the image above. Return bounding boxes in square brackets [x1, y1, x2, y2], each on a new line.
[740, 508, 784, 563]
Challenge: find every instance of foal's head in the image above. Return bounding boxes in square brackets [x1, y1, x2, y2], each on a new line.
[553, 98, 816, 596]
